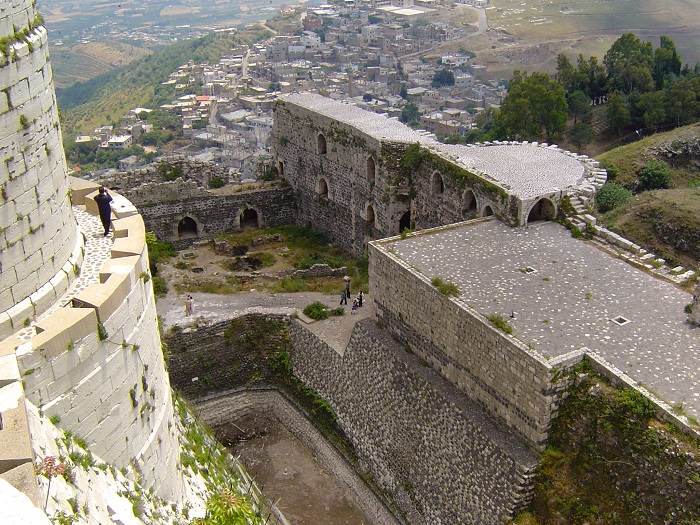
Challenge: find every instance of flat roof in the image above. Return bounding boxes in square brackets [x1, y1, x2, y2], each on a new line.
[379, 220, 699, 418]
[282, 93, 589, 199]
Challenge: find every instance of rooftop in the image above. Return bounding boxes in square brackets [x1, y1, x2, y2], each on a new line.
[381, 219, 699, 418]
[282, 93, 590, 199]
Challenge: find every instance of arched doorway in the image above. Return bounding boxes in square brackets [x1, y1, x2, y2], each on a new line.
[178, 216, 198, 239]
[366, 156, 376, 184]
[317, 133, 327, 154]
[317, 177, 329, 198]
[278, 160, 284, 177]
[431, 172, 444, 195]
[483, 206, 494, 217]
[527, 198, 556, 223]
[366, 204, 375, 231]
[399, 210, 411, 233]
[462, 189, 477, 217]
[240, 208, 259, 228]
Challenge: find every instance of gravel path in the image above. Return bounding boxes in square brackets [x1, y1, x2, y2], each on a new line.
[157, 290, 374, 355]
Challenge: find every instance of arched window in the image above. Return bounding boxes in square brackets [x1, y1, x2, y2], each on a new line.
[462, 189, 477, 217]
[366, 156, 376, 183]
[527, 198, 556, 223]
[278, 160, 284, 177]
[316, 177, 329, 198]
[483, 206, 494, 217]
[178, 216, 198, 239]
[431, 172, 444, 195]
[317, 133, 327, 154]
[239, 208, 259, 228]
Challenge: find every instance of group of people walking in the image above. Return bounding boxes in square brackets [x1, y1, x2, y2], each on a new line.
[340, 278, 364, 314]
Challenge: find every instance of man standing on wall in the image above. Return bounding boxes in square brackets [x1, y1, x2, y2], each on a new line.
[94, 186, 113, 236]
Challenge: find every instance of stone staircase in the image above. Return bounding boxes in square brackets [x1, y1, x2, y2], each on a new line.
[563, 169, 696, 285]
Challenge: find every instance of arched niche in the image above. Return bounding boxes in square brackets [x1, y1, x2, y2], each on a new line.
[462, 189, 477, 217]
[527, 198, 556, 223]
[431, 172, 444, 195]
[399, 210, 411, 233]
[366, 156, 376, 184]
[366, 204, 375, 230]
[316, 177, 329, 198]
[178, 216, 198, 239]
[317, 133, 327, 154]
[278, 160, 284, 177]
[239, 208, 259, 229]
[482, 206, 494, 217]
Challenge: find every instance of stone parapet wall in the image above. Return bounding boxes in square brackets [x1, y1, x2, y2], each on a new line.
[0, 12, 78, 337]
[6, 182, 182, 501]
[289, 318, 539, 524]
[369, 236, 574, 446]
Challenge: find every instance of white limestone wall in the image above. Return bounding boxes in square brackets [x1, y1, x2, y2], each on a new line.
[0, 2, 78, 338]
[15, 249, 183, 500]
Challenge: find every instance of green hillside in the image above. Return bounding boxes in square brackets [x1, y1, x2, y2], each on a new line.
[596, 123, 700, 270]
[57, 32, 245, 134]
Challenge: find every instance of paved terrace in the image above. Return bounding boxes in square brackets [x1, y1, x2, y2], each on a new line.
[283, 93, 590, 199]
[383, 220, 699, 419]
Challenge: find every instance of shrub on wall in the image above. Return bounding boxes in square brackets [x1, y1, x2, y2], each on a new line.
[596, 182, 632, 213]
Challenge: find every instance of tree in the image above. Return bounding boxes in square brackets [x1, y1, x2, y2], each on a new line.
[567, 90, 592, 123]
[606, 90, 630, 135]
[495, 71, 568, 142]
[431, 69, 455, 88]
[576, 54, 607, 98]
[637, 91, 667, 130]
[399, 83, 408, 99]
[653, 35, 682, 89]
[604, 33, 654, 94]
[555, 53, 576, 93]
[666, 78, 698, 125]
[401, 102, 420, 124]
[568, 121, 595, 152]
[638, 160, 672, 190]
[596, 182, 632, 212]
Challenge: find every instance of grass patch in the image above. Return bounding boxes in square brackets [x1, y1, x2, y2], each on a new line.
[485, 314, 513, 334]
[430, 277, 460, 297]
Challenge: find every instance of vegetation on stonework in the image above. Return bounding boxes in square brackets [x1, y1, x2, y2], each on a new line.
[510, 372, 700, 525]
[485, 314, 513, 334]
[430, 277, 460, 297]
[174, 395, 266, 525]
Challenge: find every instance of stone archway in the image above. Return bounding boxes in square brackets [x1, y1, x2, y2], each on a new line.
[366, 156, 376, 184]
[178, 216, 198, 239]
[462, 189, 477, 218]
[239, 208, 259, 229]
[527, 198, 556, 223]
[317, 177, 329, 198]
[399, 210, 411, 233]
[482, 206, 494, 217]
[366, 204, 375, 230]
[431, 172, 444, 195]
[317, 133, 327, 154]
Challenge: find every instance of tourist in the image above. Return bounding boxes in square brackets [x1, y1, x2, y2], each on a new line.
[94, 186, 113, 236]
[351, 299, 358, 314]
[345, 278, 351, 299]
[340, 290, 347, 305]
[358, 290, 363, 307]
[189, 295, 195, 315]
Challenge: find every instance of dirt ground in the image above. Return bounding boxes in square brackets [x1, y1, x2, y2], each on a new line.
[217, 413, 372, 525]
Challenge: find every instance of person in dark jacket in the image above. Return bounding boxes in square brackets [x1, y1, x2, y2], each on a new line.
[94, 186, 113, 236]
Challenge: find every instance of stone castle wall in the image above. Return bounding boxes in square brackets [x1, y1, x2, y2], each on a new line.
[289, 318, 538, 525]
[273, 100, 386, 256]
[1, 181, 183, 502]
[165, 314, 539, 524]
[369, 233, 578, 446]
[0, 5, 79, 338]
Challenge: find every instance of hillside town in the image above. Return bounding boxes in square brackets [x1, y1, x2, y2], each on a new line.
[70, 0, 505, 180]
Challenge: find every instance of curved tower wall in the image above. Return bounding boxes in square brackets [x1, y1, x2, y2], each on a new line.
[0, 2, 79, 338]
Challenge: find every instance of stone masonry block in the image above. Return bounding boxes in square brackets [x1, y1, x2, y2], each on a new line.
[7, 78, 30, 108]
[33, 307, 97, 359]
[0, 383, 33, 473]
[72, 271, 130, 324]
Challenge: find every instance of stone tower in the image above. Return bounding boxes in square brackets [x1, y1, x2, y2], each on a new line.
[0, 1, 79, 337]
